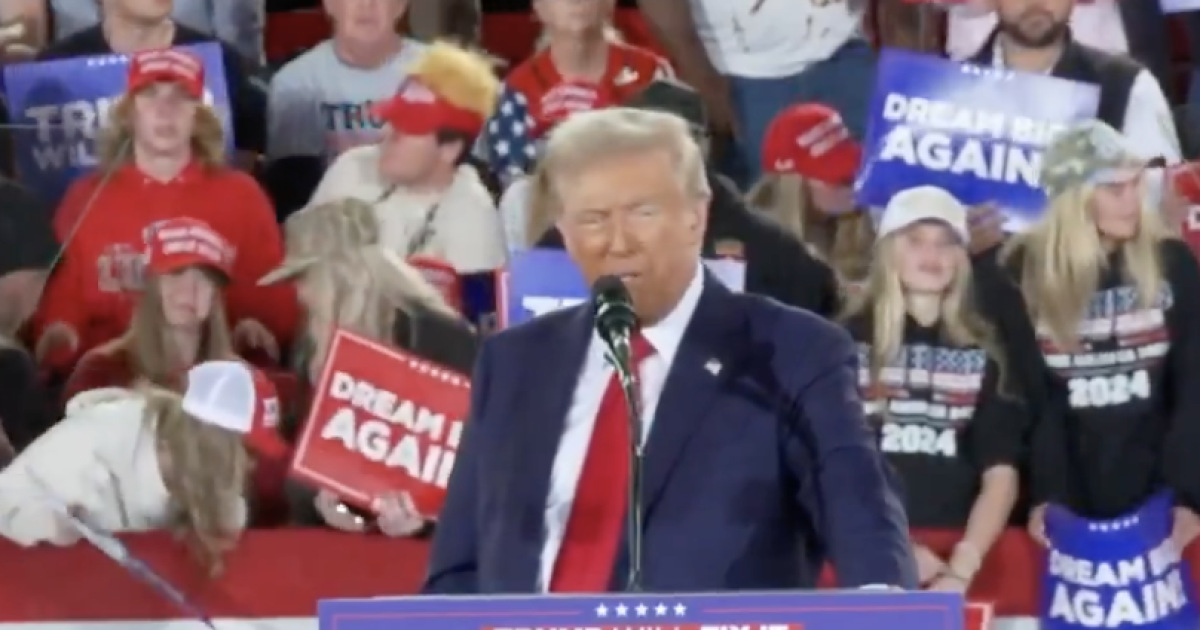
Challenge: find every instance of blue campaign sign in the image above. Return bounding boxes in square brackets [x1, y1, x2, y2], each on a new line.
[498, 248, 587, 328]
[1161, 0, 1200, 13]
[1, 43, 235, 206]
[319, 590, 964, 630]
[1042, 491, 1198, 630]
[855, 49, 1099, 229]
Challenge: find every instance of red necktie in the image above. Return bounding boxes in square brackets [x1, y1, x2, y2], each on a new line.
[549, 334, 655, 592]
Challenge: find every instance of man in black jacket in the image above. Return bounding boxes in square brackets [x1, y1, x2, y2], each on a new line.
[0, 177, 56, 454]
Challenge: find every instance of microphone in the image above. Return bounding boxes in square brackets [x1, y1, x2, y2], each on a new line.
[590, 275, 646, 592]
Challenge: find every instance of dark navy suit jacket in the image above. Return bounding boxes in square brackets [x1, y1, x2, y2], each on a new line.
[424, 274, 916, 593]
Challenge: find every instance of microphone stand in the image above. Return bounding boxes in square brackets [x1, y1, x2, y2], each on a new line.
[607, 333, 646, 592]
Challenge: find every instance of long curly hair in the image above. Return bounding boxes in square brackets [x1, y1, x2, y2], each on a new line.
[298, 246, 455, 377]
[142, 388, 251, 576]
[95, 93, 226, 174]
[119, 273, 236, 390]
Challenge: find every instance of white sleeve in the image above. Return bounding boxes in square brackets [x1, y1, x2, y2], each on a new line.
[266, 63, 326, 162]
[308, 149, 359, 206]
[1121, 69, 1181, 163]
[0, 414, 107, 546]
[442, 171, 509, 273]
[497, 177, 532, 254]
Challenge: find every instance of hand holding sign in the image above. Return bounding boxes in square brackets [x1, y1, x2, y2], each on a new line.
[290, 329, 469, 517]
[1041, 492, 1199, 630]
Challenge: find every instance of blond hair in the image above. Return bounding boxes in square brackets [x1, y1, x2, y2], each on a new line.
[1001, 183, 1166, 349]
[409, 42, 500, 121]
[119, 273, 236, 389]
[95, 94, 225, 173]
[298, 246, 456, 370]
[143, 388, 250, 576]
[746, 173, 875, 283]
[534, 107, 709, 226]
[840, 233, 1007, 396]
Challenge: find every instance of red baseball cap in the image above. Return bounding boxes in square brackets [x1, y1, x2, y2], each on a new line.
[182, 361, 290, 461]
[127, 48, 205, 99]
[145, 217, 235, 278]
[372, 78, 486, 137]
[1171, 162, 1200, 204]
[761, 103, 862, 185]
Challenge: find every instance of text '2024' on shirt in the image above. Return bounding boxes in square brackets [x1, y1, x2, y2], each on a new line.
[1000, 239, 1200, 518]
[843, 305, 1029, 529]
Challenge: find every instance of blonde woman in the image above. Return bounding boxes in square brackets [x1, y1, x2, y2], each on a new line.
[998, 121, 1200, 548]
[841, 186, 1028, 592]
[0, 361, 287, 575]
[747, 173, 876, 287]
[32, 48, 295, 379]
[63, 218, 238, 405]
[260, 198, 478, 536]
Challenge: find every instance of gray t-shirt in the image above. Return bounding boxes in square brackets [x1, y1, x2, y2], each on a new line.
[49, 0, 264, 62]
[266, 39, 427, 163]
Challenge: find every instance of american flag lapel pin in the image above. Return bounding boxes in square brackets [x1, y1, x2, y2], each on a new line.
[704, 359, 721, 376]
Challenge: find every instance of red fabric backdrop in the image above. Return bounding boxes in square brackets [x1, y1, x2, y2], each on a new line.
[1, 528, 1192, 621]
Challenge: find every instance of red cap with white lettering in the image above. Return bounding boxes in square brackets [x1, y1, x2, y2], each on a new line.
[760, 103, 862, 185]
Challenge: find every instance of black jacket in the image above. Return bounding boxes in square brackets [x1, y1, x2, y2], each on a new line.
[967, 30, 1142, 133]
[536, 169, 840, 317]
[285, 303, 480, 528]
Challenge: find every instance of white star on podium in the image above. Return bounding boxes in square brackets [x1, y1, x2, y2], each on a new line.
[615, 604, 629, 617]
[596, 605, 609, 617]
[636, 604, 648, 616]
[655, 604, 668, 616]
[674, 603, 687, 616]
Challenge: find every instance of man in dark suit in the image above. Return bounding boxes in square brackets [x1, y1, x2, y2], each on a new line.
[425, 107, 915, 594]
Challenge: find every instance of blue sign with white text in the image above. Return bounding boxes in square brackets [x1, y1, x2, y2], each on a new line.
[2, 43, 234, 206]
[1042, 492, 1198, 630]
[1161, 0, 1200, 14]
[319, 590, 964, 630]
[855, 49, 1099, 229]
[498, 248, 588, 328]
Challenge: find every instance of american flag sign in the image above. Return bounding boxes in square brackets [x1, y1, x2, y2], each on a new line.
[319, 590, 964, 630]
[484, 86, 539, 182]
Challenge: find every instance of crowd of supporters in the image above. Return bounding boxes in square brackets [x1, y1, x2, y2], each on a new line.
[0, 0, 1194, 595]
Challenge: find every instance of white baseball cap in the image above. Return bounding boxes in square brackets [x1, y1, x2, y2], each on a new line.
[876, 186, 969, 243]
[181, 361, 288, 458]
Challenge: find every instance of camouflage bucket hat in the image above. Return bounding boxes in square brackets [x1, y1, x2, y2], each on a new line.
[1039, 120, 1144, 199]
[258, 198, 381, 285]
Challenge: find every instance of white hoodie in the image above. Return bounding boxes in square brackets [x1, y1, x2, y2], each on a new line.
[0, 389, 245, 547]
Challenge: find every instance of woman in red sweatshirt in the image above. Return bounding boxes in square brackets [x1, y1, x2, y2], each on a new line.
[61, 217, 239, 406]
[483, 1, 671, 180]
[31, 48, 296, 376]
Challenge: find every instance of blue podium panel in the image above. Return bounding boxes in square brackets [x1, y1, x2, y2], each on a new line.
[319, 591, 963, 630]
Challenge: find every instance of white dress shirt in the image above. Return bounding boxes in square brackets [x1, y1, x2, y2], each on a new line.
[536, 264, 706, 591]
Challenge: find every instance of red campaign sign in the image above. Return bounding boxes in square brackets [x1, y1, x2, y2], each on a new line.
[289, 329, 470, 517]
[409, 256, 464, 314]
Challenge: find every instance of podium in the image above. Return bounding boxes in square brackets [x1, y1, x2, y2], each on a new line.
[318, 591, 966, 630]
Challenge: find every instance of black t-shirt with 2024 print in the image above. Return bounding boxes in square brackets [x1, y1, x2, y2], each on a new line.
[1000, 240, 1200, 519]
[844, 312, 1028, 528]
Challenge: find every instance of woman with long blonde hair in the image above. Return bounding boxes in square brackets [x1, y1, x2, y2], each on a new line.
[840, 186, 1027, 592]
[31, 48, 296, 381]
[62, 217, 237, 405]
[260, 197, 478, 538]
[1000, 121, 1200, 547]
[756, 103, 875, 290]
[0, 361, 287, 575]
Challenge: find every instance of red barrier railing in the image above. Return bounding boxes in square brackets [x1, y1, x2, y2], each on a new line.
[0, 527, 1170, 621]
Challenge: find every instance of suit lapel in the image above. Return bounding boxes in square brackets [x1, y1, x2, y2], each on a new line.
[641, 274, 740, 514]
[509, 305, 592, 529]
